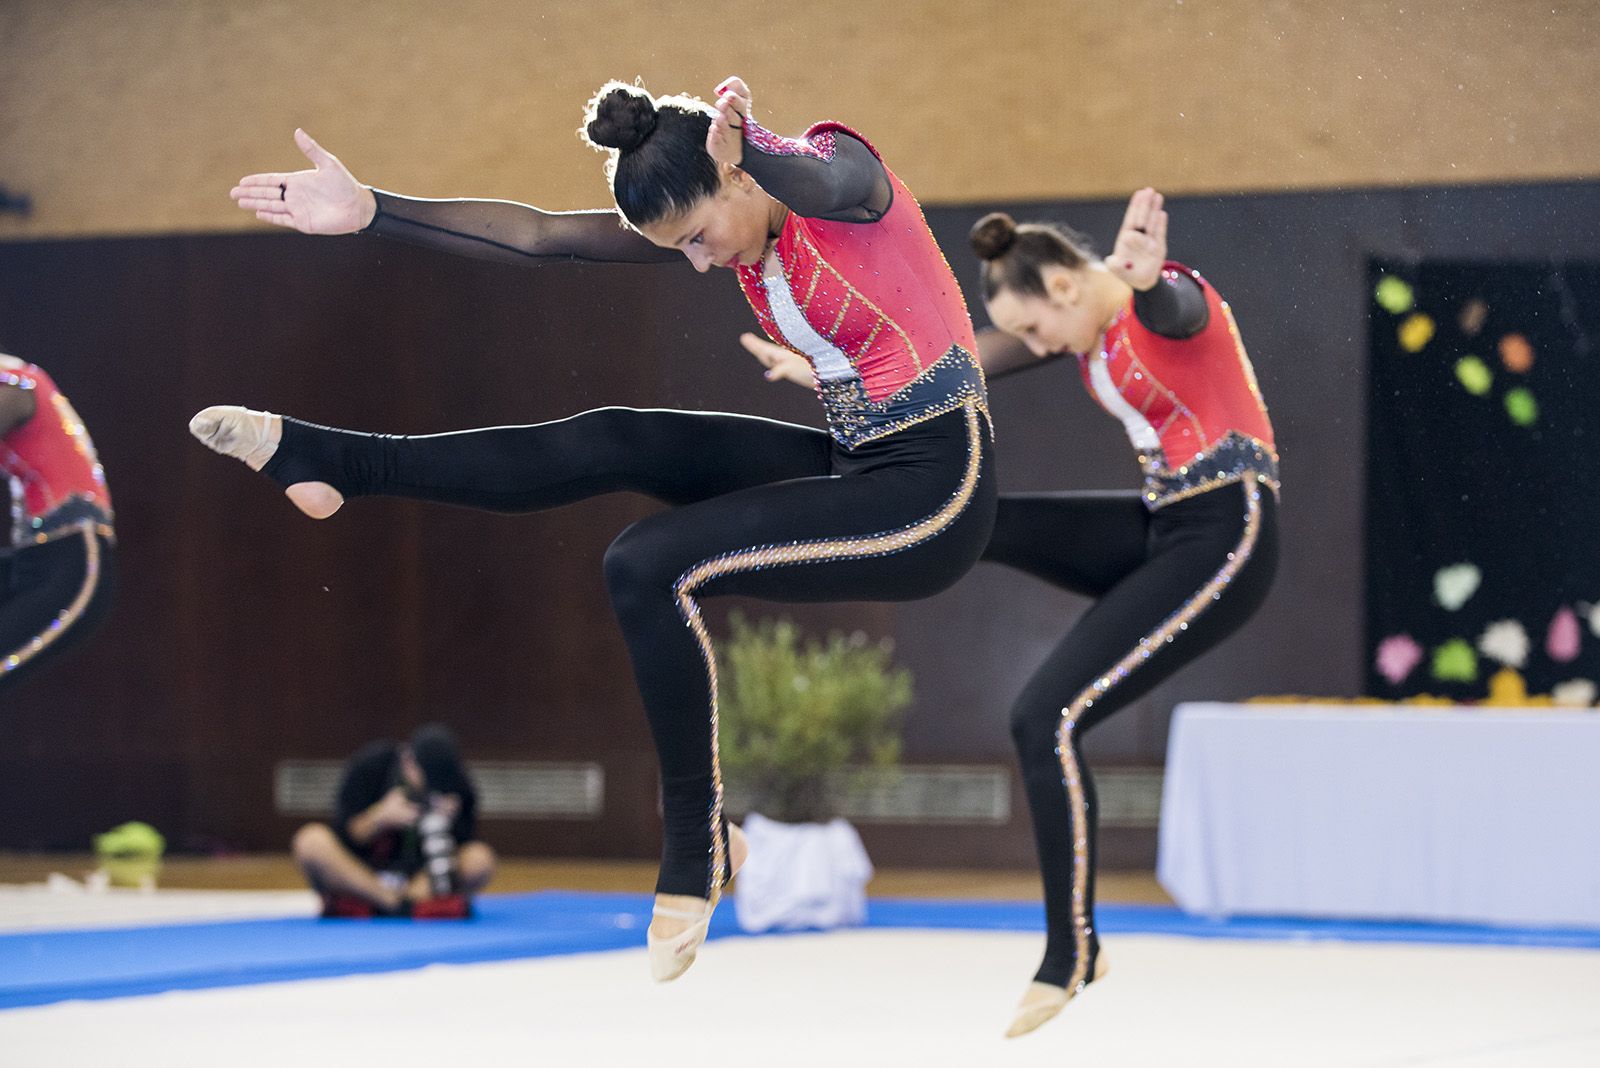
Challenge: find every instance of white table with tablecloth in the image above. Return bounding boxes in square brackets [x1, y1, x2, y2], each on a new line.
[1157, 702, 1600, 927]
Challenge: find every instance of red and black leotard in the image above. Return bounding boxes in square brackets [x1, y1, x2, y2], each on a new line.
[0, 360, 114, 547]
[735, 120, 988, 448]
[982, 262, 1280, 996]
[1080, 262, 1277, 508]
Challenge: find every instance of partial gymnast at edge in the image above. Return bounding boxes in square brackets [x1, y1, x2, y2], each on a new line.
[0, 352, 116, 695]
[192, 76, 997, 982]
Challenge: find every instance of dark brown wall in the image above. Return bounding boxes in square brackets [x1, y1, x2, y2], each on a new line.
[5, 180, 1600, 866]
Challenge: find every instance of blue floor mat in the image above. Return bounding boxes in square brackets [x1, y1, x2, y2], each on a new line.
[4, 891, 1597, 1011]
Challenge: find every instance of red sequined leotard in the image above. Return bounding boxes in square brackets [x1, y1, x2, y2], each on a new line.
[1081, 262, 1277, 508]
[0, 359, 114, 546]
[735, 120, 988, 448]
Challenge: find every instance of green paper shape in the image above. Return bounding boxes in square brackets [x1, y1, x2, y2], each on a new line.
[94, 821, 165, 859]
[1454, 356, 1492, 396]
[1374, 275, 1414, 314]
[1505, 387, 1538, 426]
[1431, 639, 1478, 683]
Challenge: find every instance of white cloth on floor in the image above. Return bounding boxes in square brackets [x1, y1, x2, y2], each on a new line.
[733, 813, 874, 933]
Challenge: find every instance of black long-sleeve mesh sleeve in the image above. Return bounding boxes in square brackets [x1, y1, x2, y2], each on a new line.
[361, 189, 682, 266]
[1132, 271, 1210, 339]
[975, 327, 1060, 381]
[736, 119, 892, 223]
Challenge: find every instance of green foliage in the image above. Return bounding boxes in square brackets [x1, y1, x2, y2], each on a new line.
[717, 612, 911, 823]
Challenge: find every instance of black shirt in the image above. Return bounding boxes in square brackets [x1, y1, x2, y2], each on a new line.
[332, 740, 479, 873]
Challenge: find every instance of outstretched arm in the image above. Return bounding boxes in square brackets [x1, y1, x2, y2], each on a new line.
[363, 192, 682, 266]
[707, 77, 892, 224]
[230, 129, 678, 266]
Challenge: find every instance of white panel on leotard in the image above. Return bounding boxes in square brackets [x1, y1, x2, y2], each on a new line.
[763, 246, 858, 383]
[1088, 352, 1160, 451]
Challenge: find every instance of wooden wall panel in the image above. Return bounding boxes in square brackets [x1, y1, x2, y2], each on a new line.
[2, 0, 1597, 241]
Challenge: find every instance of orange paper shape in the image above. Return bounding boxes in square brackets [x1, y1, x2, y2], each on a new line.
[1498, 333, 1534, 373]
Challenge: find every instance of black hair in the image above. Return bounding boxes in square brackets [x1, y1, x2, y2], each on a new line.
[581, 80, 720, 229]
[969, 212, 1096, 301]
[409, 723, 471, 797]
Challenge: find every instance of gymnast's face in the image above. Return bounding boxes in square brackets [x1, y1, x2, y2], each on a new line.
[986, 264, 1108, 357]
[638, 166, 776, 273]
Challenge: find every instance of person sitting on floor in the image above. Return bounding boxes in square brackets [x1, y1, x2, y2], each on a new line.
[292, 723, 494, 918]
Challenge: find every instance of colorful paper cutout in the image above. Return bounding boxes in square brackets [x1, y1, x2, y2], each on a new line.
[1498, 333, 1534, 373]
[1453, 356, 1492, 395]
[1478, 619, 1531, 668]
[1547, 606, 1582, 663]
[1505, 387, 1538, 426]
[1399, 313, 1436, 352]
[1375, 634, 1423, 686]
[1431, 639, 1478, 682]
[1433, 564, 1481, 611]
[1374, 276, 1415, 314]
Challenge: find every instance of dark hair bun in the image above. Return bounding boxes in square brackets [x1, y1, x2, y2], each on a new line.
[969, 212, 1018, 261]
[585, 84, 658, 152]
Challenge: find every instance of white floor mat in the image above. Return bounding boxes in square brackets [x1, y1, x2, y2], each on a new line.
[2, 928, 1596, 1067]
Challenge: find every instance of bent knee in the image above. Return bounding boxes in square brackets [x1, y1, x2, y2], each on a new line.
[458, 841, 496, 887]
[602, 525, 680, 606]
[1009, 701, 1069, 755]
[291, 822, 340, 862]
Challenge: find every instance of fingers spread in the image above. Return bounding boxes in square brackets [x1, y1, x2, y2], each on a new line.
[294, 127, 331, 166]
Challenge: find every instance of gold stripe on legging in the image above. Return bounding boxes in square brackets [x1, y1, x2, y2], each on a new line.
[672, 400, 985, 906]
[1056, 484, 1265, 993]
[1, 518, 104, 677]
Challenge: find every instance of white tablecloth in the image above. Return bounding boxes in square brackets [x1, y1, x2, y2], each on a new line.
[1157, 702, 1600, 928]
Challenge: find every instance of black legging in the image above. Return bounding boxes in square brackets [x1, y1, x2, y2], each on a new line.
[983, 480, 1279, 990]
[0, 521, 117, 695]
[262, 402, 996, 900]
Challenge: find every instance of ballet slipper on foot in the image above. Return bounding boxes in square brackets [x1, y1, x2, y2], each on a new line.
[1004, 954, 1110, 1039]
[189, 405, 344, 518]
[648, 896, 713, 982]
[646, 824, 749, 982]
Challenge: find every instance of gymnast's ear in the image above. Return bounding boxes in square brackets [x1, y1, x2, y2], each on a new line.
[1043, 263, 1081, 306]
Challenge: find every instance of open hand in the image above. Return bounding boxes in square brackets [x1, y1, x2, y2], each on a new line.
[229, 129, 376, 234]
[740, 332, 815, 387]
[707, 76, 752, 167]
[1105, 187, 1168, 291]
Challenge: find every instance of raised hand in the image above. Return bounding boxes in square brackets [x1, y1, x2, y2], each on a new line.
[229, 129, 376, 235]
[740, 332, 815, 387]
[706, 76, 752, 167]
[1106, 187, 1169, 291]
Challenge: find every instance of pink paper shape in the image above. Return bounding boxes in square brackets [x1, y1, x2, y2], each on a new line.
[1547, 606, 1582, 663]
[1376, 634, 1423, 686]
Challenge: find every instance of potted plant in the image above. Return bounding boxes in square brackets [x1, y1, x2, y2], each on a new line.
[717, 612, 911, 932]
